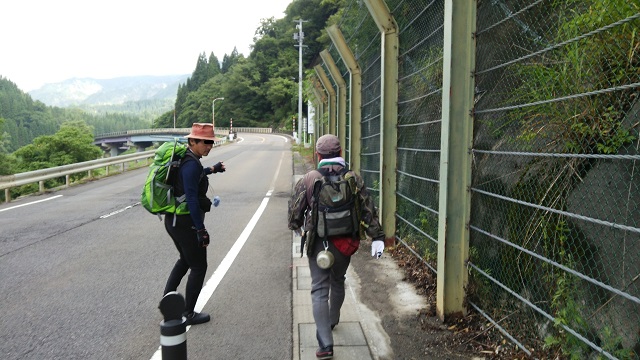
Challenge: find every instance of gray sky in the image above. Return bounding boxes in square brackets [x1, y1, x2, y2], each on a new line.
[1, 0, 292, 91]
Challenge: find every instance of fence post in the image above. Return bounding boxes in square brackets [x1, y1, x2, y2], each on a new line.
[364, 0, 399, 245]
[436, 0, 476, 320]
[320, 50, 347, 152]
[158, 291, 187, 360]
[314, 65, 336, 135]
[327, 24, 362, 173]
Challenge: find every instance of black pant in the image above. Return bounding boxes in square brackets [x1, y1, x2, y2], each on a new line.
[163, 213, 207, 314]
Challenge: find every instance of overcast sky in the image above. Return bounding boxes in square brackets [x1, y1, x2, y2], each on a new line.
[1, 0, 293, 92]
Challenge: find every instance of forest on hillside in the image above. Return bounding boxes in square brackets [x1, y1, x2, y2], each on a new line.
[153, 0, 343, 130]
[0, 78, 149, 153]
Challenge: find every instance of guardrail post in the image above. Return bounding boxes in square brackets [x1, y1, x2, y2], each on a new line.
[4, 189, 9, 203]
[158, 291, 187, 360]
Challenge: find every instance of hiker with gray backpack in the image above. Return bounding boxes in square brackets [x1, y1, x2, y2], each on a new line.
[158, 123, 226, 326]
[288, 134, 386, 360]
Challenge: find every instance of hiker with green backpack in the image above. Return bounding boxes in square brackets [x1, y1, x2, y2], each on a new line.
[161, 123, 226, 326]
[288, 134, 386, 360]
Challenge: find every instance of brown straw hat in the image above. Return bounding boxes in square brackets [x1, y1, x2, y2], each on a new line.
[184, 123, 220, 141]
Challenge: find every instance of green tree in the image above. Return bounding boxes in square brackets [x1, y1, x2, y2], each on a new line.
[263, 77, 297, 122]
[0, 117, 7, 154]
[13, 120, 102, 172]
[222, 59, 273, 125]
[208, 52, 222, 78]
[187, 52, 210, 92]
[284, 0, 342, 65]
[150, 0, 344, 131]
[172, 83, 188, 126]
[221, 47, 243, 73]
[0, 117, 17, 175]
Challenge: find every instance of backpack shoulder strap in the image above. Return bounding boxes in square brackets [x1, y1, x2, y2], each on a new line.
[181, 150, 199, 165]
[173, 150, 204, 199]
[311, 169, 325, 199]
[180, 150, 204, 176]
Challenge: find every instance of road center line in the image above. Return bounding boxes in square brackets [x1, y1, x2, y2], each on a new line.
[100, 202, 140, 218]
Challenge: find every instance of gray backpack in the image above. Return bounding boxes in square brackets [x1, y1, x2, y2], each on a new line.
[312, 168, 359, 240]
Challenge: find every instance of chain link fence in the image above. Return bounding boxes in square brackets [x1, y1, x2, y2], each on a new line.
[315, 0, 639, 358]
[471, 1, 639, 358]
[393, 0, 445, 275]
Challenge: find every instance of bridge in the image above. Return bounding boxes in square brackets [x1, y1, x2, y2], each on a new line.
[94, 127, 238, 156]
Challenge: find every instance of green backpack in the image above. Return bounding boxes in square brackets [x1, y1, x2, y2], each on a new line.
[140, 140, 192, 215]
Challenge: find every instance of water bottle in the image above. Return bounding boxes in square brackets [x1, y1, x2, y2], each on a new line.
[213, 196, 220, 207]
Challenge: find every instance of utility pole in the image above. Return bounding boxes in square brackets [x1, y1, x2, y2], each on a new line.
[294, 18, 308, 145]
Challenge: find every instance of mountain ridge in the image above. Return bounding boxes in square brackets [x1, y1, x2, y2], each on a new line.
[28, 74, 189, 107]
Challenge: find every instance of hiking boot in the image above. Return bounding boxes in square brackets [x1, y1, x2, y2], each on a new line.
[184, 311, 210, 325]
[316, 346, 333, 359]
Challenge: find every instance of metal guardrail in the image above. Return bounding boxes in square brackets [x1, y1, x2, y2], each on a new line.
[0, 151, 154, 190]
[1, 135, 230, 202]
[0, 151, 155, 202]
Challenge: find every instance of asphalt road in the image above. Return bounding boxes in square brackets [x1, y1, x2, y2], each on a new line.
[0, 133, 294, 360]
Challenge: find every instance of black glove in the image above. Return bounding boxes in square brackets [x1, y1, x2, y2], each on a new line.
[196, 229, 210, 247]
[212, 162, 225, 173]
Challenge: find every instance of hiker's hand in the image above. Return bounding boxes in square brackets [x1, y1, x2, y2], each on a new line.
[371, 239, 384, 259]
[197, 229, 210, 247]
[212, 162, 225, 173]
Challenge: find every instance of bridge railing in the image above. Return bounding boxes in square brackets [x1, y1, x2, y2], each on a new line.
[96, 128, 192, 138]
[94, 127, 273, 139]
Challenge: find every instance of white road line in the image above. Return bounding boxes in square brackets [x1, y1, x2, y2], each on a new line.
[150, 152, 284, 359]
[0, 195, 63, 213]
[100, 202, 140, 218]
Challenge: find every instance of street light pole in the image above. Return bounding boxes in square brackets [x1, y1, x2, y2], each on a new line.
[294, 19, 307, 145]
[212, 97, 224, 128]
